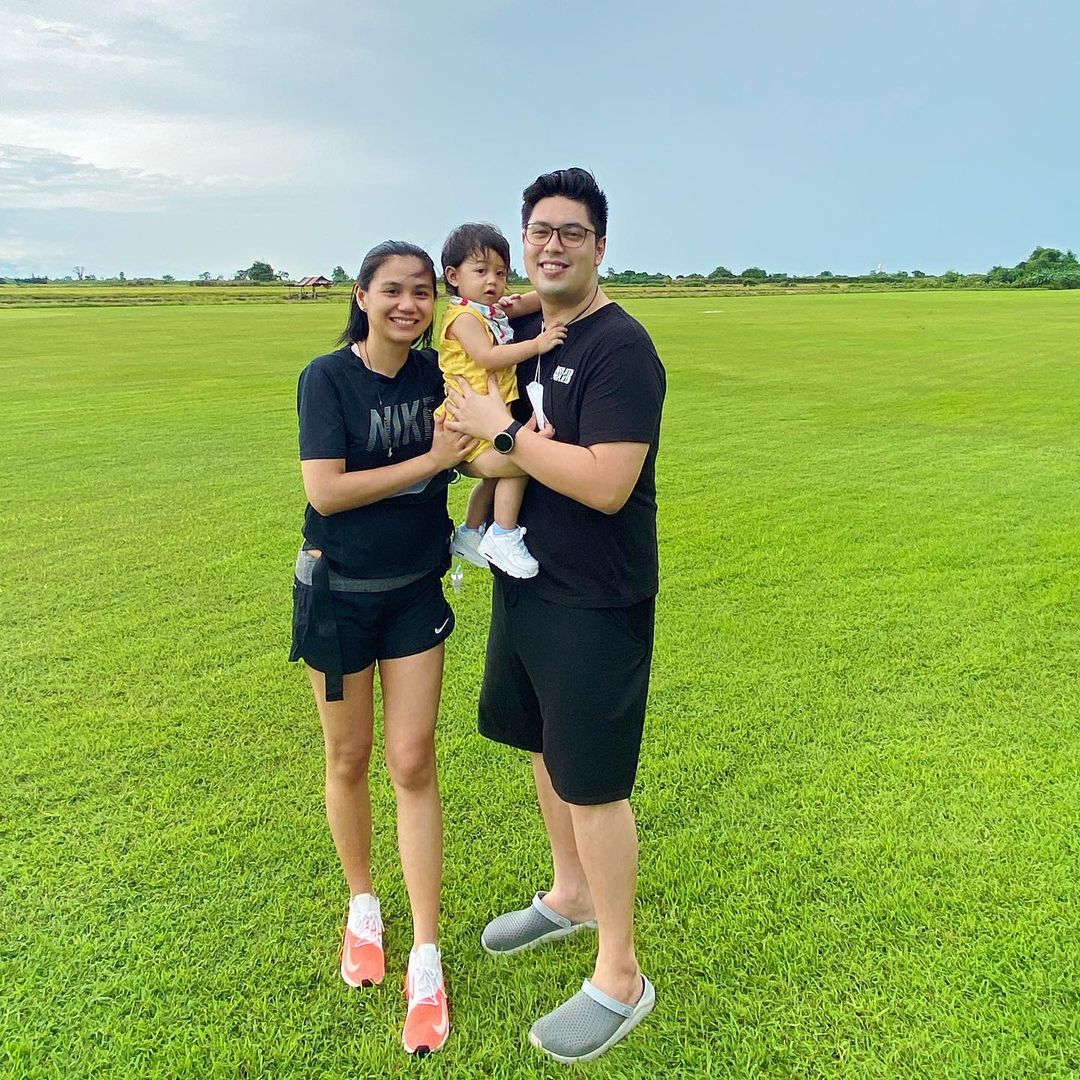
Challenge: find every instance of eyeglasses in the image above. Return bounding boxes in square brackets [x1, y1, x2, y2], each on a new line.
[524, 221, 597, 248]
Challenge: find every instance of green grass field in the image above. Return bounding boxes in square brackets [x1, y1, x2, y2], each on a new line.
[2, 291, 1079, 1078]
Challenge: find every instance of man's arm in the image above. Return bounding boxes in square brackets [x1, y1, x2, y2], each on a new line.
[444, 375, 647, 514]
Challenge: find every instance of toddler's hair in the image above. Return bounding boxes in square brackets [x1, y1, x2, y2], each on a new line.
[440, 223, 511, 295]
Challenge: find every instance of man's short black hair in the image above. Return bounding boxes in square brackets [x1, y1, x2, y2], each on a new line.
[440, 223, 511, 294]
[521, 168, 608, 239]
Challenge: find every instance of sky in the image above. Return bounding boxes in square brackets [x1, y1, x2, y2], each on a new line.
[2, 0, 1078, 280]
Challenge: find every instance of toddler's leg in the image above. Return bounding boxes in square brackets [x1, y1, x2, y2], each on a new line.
[480, 475, 538, 578]
[494, 476, 529, 530]
[465, 477, 496, 530]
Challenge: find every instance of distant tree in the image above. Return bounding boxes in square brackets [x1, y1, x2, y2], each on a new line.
[73, 266, 86, 280]
[84, 274, 98, 281]
[199, 271, 212, 281]
[234, 269, 248, 281]
[162, 274, 175, 283]
[739, 267, 767, 281]
[245, 261, 275, 282]
[1013, 247, 1080, 289]
[508, 266, 529, 284]
[911, 270, 926, 278]
[707, 266, 735, 280]
[331, 265, 350, 284]
[118, 271, 126, 282]
[941, 270, 961, 283]
[817, 270, 834, 278]
[215, 274, 224, 281]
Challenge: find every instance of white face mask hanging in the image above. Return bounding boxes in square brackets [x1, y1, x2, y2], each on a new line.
[526, 378, 547, 430]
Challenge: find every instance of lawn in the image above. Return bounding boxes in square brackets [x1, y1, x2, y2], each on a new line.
[2, 291, 1078, 1078]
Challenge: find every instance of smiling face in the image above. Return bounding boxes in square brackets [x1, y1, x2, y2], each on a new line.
[445, 247, 508, 306]
[355, 255, 435, 349]
[523, 195, 606, 307]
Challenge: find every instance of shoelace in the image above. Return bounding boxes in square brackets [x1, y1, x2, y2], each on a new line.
[409, 964, 442, 1007]
[349, 910, 382, 943]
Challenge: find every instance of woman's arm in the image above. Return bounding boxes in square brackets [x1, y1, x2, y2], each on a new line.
[448, 312, 566, 372]
[302, 414, 476, 516]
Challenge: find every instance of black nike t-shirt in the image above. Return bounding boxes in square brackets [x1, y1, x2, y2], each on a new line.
[296, 345, 452, 578]
[509, 303, 666, 607]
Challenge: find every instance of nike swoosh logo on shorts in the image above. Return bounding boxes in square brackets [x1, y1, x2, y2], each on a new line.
[434, 617, 450, 635]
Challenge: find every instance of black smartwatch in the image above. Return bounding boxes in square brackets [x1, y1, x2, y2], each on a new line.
[492, 419, 523, 455]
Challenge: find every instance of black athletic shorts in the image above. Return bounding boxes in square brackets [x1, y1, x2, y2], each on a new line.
[290, 561, 454, 683]
[478, 577, 655, 805]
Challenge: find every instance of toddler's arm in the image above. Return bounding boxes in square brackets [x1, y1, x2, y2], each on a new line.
[448, 313, 566, 372]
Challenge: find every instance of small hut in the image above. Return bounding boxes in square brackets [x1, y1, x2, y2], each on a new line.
[293, 275, 333, 299]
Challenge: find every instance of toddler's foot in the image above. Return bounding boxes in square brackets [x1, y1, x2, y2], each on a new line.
[479, 525, 539, 579]
[451, 523, 488, 568]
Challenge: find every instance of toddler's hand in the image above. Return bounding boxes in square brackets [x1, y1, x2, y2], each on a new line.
[497, 293, 523, 315]
[536, 322, 567, 355]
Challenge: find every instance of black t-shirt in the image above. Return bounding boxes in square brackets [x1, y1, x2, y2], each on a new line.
[297, 345, 452, 578]
[510, 303, 666, 607]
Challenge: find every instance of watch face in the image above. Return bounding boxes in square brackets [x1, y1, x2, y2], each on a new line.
[493, 430, 514, 454]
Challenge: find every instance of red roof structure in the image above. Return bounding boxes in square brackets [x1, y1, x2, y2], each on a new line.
[292, 275, 333, 299]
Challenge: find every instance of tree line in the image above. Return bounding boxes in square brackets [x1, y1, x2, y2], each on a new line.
[5, 248, 1078, 290]
[602, 247, 1080, 290]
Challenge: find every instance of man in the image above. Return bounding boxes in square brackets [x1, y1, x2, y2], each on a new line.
[446, 167, 665, 1064]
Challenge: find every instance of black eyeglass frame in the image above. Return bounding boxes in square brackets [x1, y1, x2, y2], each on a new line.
[523, 221, 598, 249]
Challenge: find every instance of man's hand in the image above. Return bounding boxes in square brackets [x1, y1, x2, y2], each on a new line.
[444, 375, 514, 443]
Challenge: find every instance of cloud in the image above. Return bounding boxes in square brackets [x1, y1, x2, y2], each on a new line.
[0, 144, 196, 211]
[0, 4, 406, 193]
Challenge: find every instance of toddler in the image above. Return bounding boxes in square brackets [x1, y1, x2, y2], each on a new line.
[437, 223, 564, 578]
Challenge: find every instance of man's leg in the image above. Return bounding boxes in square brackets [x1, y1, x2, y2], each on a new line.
[531, 753, 594, 924]
[569, 798, 641, 1005]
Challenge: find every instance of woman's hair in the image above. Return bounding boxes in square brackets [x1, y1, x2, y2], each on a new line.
[338, 240, 437, 349]
[440, 223, 511, 295]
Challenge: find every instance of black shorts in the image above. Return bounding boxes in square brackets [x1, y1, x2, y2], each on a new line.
[290, 567, 455, 678]
[478, 577, 655, 805]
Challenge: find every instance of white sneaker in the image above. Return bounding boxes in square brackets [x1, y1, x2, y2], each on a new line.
[451, 524, 488, 568]
[478, 526, 539, 579]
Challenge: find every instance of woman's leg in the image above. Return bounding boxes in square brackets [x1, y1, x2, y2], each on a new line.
[379, 643, 445, 946]
[308, 664, 376, 896]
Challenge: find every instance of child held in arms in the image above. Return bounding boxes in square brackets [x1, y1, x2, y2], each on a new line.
[437, 223, 565, 578]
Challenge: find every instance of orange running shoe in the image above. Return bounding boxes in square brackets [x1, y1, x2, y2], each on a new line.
[402, 943, 449, 1055]
[340, 893, 384, 988]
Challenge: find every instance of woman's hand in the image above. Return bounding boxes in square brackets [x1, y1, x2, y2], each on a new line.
[444, 375, 514, 443]
[428, 412, 478, 470]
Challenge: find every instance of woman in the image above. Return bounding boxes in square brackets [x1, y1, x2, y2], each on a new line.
[290, 241, 476, 1056]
